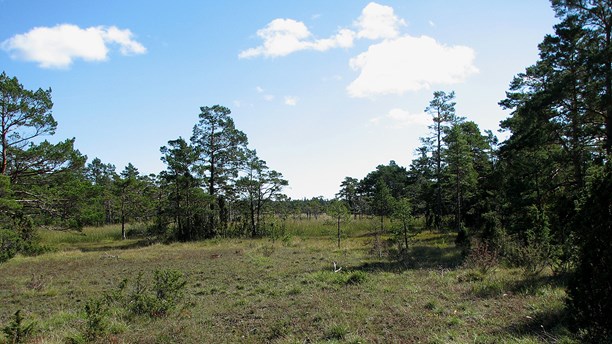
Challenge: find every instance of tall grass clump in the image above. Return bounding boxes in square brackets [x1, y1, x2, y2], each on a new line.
[285, 216, 374, 238]
[38, 225, 124, 246]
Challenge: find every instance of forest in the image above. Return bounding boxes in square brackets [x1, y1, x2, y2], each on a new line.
[1, 1, 611, 343]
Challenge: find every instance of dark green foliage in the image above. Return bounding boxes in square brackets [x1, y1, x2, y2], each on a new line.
[84, 298, 108, 340]
[191, 105, 249, 236]
[0, 71, 56, 176]
[567, 165, 612, 342]
[0, 229, 21, 263]
[235, 149, 288, 237]
[160, 137, 205, 240]
[336, 176, 360, 216]
[126, 269, 187, 317]
[425, 91, 457, 231]
[455, 226, 470, 259]
[391, 197, 416, 252]
[2, 310, 35, 344]
[358, 160, 409, 200]
[344, 271, 368, 285]
[153, 269, 187, 308]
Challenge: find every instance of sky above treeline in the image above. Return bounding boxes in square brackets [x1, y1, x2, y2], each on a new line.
[0, 0, 558, 199]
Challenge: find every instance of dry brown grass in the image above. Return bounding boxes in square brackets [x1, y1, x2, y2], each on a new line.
[0, 224, 575, 343]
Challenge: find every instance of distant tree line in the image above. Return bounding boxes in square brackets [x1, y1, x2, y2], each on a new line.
[0, 82, 289, 253]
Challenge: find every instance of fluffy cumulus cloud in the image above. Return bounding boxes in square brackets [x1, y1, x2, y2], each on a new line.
[347, 35, 478, 97]
[2, 24, 146, 69]
[355, 2, 405, 40]
[239, 2, 405, 59]
[240, 2, 478, 97]
[239, 19, 354, 58]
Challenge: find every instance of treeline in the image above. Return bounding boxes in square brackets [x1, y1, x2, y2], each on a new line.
[0, 94, 292, 253]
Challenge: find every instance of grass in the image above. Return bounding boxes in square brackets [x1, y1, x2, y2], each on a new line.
[0, 218, 577, 343]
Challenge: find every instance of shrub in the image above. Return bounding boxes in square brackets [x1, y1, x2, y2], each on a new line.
[2, 310, 35, 344]
[345, 271, 367, 285]
[567, 165, 612, 342]
[0, 229, 21, 263]
[127, 269, 187, 317]
[311, 270, 368, 287]
[464, 241, 498, 274]
[153, 269, 187, 311]
[84, 298, 107, 340]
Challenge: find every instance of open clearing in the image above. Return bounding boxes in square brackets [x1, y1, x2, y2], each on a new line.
[0, 223, 572, 343]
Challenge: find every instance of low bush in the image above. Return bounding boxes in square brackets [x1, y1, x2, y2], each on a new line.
[464, 241, 498, 274]
[0, 229, 21, 263]
[84, 298, 108, 340]
[2, 310, 35, 344]
[126, 269, 187, 317]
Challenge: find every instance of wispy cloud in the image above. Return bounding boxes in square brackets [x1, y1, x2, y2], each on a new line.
[255, 86, 275, 101]
[284, 96, 298, 106]
[370, 108, 431, 128]
[2, 24, 146, 69]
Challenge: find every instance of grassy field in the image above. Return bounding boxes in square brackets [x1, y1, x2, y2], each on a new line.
[0, 219, 575, 343]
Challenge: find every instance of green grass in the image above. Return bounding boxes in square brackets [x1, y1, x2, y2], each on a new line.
[36, 224, 149, 252]
[0, 219, 577, 343]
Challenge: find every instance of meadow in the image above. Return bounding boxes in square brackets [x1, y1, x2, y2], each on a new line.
[0, 218, 575, 343]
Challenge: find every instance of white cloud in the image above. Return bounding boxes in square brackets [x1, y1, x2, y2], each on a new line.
[369, 109, 430, 128]
[240, 2, 478, 98]
[347, 35, 478, 98]
[284, 96, 298, 106]
[100, 26, 146, 55]
[2, 24, 146, 69]
[256, 86, 265, 93]
[355, 2, 406, 40]
[386, 108, 430, 127]
[239, 18, 354, 58]
[311, 29, 355, 51]
[239, 1, 405, 58]
[264, 94, 275, 101]
[369, 117, 382, 125]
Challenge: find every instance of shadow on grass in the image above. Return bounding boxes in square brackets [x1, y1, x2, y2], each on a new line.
[497, 306, 575, 342]
[412, 234, 456, 245]
[77, 238, 159, 252]
[347, 244, 463, 273]
[509, 273, 569, 296]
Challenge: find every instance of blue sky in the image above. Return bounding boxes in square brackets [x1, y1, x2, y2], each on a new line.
[1, 1, 557, 199]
